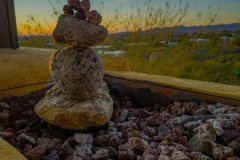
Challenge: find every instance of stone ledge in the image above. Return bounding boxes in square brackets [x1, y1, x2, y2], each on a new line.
[105, 71, 240, 106]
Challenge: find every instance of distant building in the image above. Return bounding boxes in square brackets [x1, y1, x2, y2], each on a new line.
[190, 38, 209, 43]
[221, 36, 233, 42]
[160, 41, 178, 46]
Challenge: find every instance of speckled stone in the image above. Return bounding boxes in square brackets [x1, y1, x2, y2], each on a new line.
[80, 0, 90, 13]
[52, 14, 108, 46]
[63, 5, 74, 15]
[68, 0, 81, 11]
[75, 8, 86, 20]
[35, 5, 112, 130]
[34, 85, 113, 130]
[87, 10, 102, 25]
[50, 46, 103, 99]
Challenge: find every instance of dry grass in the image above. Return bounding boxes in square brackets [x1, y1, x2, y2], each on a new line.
[0, 48, 129, 98]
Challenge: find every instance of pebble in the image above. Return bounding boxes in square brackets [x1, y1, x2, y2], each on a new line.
[171, 150, 191, 160]
[75, 8, 86, 20]
[74, 133, 94, 145]
[17, 133, 36, 145]
[68, 0, 81, 10]
[147, 114, 163, 127]
[80, 0, 91, 13]
[36, 138, 52, 149]
[143, 148, 159, 160]
[211, 120, 224, 136]
[138, 109, 152, 119]
[108, 136, 120, 148]
[63, 5, 74, 15]
[192, 106, 209, 116]
[128, 137, 149, 153]
[228, 140, 240, 154]
[0, 102, 10, 109]
[95, 135, 110, 147]
[74, 146, 93, 158]
[25, 146, 46, 160]
[159, 155, 172, 160]
[42, 151, 60, 160]
[221, 129, 240, 144]
[0, 112, 9, 124]
[92, 149, 108, 160]
[212, 143, 234, 160]
[192, 153, 213, 160]
[187, 133, 213, 156]
[14, 119, 28, 129]
[0, 131, 14, 139]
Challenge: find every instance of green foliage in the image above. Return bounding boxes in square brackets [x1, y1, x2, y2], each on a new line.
[17, 0, 240, 86]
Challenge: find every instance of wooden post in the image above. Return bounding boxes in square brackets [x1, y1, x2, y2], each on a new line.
[0, 0, 19, 49]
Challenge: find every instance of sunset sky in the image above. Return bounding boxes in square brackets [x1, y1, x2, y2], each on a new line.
[14, 0, 240, 34]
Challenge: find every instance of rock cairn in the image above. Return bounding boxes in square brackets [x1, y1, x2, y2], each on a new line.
[34, 0, 113, 130]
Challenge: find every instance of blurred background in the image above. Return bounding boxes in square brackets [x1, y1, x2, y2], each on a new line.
[1, 0, 240, 97]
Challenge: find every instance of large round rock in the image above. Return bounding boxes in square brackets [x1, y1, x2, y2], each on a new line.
[52, 14, 108, 46]
[50, 46, 103, 98]
[34, 85, 113, 130]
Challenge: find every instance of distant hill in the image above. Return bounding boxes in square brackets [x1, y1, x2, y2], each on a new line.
[151, 23, 240, 33]
[111, 23, 240, 37]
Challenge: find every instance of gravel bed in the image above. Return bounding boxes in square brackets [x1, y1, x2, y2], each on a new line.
[0, 89, 240, 160]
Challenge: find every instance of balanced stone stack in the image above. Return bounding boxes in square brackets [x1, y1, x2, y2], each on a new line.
[34, 0, 113, 130]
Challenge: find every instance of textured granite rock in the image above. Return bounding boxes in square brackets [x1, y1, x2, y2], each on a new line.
[68, 0, 81, 11]
[50, 47, 103, 99]
[87, 10, 102, 24]
[35, 1, 112, 130]
[75, 8, 86, 20]
[80, 0, 91, 13]
[212, 143, 234, 160]
[34, 85, 113, 130]
[52, 14, 108, 46]
[63, 5, 74, 15]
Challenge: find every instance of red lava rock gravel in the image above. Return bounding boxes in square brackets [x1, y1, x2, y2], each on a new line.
[0, 88, 239, 160]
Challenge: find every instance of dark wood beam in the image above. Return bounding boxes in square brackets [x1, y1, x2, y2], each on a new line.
[0, 0, 18, 49]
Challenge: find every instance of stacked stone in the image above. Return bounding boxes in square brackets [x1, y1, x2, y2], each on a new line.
[34, 0, 113, 130]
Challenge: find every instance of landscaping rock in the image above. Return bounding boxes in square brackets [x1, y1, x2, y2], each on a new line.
[52, 14, 108, 46]
[14, 119, 28, 129]
[50, 47, 104, 97]
[74, 133, 94, 145]
[228, 140, 240, 154]
[191, 152, 213, 160]
[0, 102, 10, 109]
[17, 133, 36, 145]
[92, 149, 108, 160]
[63, 5, 74, 15]
[171, 150, 191, 160]
[35, 85, 113, 130]
[25, 146, 46, 160]
[87, 10, 102, 24]
[0, 112, 9, 124]
[75, 8, 86, 20]
[159, 156, 172, 160]
[95, 135, 110, 147]
[212, 143, 234, 160]
[42, 151, 60, 160]
[36, 138, 52, 149]
[36, 5, 112, 130]
[128, 137, 149, 153]
[0, 131, 14, 139]
[80, 0, 90, 13]
[187, 134, 213, 156]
